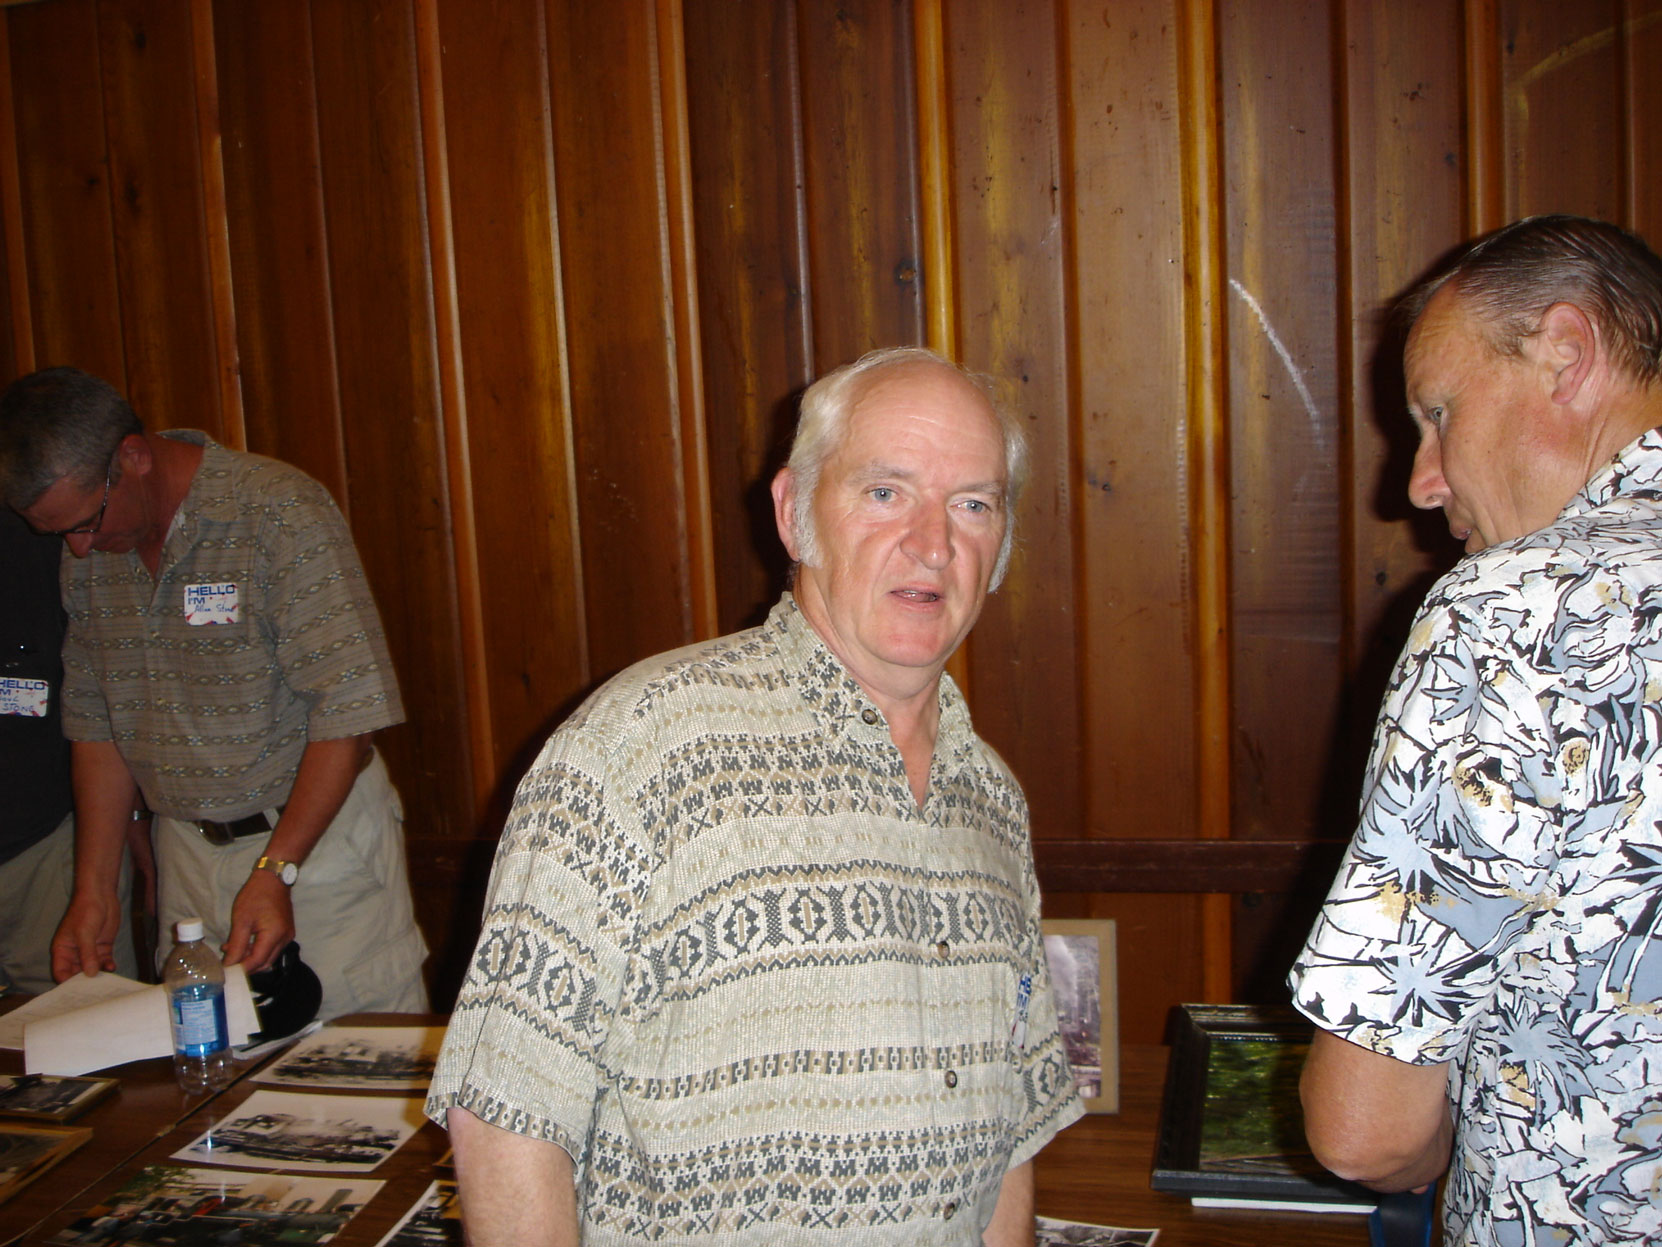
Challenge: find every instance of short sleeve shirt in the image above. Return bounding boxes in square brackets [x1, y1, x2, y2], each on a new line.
[1290, 428, 1662, 1246]
[427, 595, 1082, 1245]
[60, 431, 403, 818]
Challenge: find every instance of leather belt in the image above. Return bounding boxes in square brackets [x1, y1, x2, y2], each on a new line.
[194, 807, 284, 846]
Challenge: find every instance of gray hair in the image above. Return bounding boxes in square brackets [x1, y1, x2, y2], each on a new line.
[786, 346, 1031, 589]
[1404, 215, 1662, 387]
[0, 367, 141, 509]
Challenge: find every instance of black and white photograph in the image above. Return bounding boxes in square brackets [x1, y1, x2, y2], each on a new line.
[375, 1178, 462, 1247]
[1035, 1215, 1160, 1245]
[172, 1090, 425, 1173]
[1042, 918, 1119, 1112]
[0, 1073, 116, 1123]
[0, 1123, 90, 1204]
[48, 1165, 383, 1246]
[255, 1025, 445, 1091]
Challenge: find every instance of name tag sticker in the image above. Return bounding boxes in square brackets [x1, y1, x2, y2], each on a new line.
[1012, 971, 1033, 1052]
[0, 677, 49, 717]
[184, 582, 240, 626]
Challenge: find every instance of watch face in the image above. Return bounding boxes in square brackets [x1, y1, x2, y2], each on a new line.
[278, 862, 298, 885]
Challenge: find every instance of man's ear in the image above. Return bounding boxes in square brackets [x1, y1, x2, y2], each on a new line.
[115, 432, 153, 477]
[1536, 301, 1598, 406]
[771, 468, 801, 561]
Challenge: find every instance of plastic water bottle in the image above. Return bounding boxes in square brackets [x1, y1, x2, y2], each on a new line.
[165, 918, 234, 1093]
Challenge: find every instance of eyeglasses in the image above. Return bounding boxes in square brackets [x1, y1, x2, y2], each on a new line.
[44, 454, 117, 538]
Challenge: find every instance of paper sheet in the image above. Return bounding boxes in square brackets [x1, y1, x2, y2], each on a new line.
[15, 967, 257, 1076]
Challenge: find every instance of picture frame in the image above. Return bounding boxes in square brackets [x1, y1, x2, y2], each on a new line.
[0, 1073, 117, 1123]
[0, 1122, 91, 1205]
[1041, 918, 1118, 1113]
[1150, 1003, 1374, 1205]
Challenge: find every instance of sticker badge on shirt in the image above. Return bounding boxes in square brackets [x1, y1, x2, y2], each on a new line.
[184, 581, 240, 626]
[1012, 971, 1033, 1052]
[0, 677, 48, 717]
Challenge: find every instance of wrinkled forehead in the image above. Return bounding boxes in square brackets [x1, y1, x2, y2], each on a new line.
[841, 361, 1007, 474]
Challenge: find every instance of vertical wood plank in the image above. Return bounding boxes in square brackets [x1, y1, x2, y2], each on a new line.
[8, 0, 125, 384]
[0, 12, 27, 379]
[1062, 0, 1207, 1037]
[656, 0, 719, 642]
[187, 0, 242, 449]
[436, 0, 587, 796]
[1501, 0, 1626, 219]
[682, 0, 811, 633]
[797, 0, 922, 367]
[1465, 0, 1504, 233]
[1628, 1, 1662, 236]
[310, 0, 471, 841]
[945, 1, 1082, 844]
[545, 0, 696, 679]
[96, 0, 221, 436]
[212, 0, 348, 502]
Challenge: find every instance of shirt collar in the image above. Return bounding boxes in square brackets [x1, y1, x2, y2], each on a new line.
[1566, 425, 1662, 518]
[158, 429, 240, 527]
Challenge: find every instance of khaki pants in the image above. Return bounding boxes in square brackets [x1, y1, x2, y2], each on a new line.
[0, 812, 136, 994]
[156, 752, 428, 1019]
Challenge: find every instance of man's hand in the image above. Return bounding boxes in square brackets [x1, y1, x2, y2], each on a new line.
[223, 869, 296, 974]
[50, 890, 125, 980]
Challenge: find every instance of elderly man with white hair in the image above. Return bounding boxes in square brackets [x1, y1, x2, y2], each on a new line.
[428, 347, 1082, 1246]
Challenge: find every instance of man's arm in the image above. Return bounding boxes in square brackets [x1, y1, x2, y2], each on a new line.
[1300, 1027, 1453, 1192]
[982, 1160, 1033, 1246]
[222, 733, 373, 974]
[52, 740, 140, 980]
[448, 1107, 579, 1247]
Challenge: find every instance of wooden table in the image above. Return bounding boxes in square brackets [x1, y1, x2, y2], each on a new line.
[1034, 1043, 1374, 1246]
[15, 1014, 450, 1247]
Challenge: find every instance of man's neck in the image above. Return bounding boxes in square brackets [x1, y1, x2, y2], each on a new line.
[135, 433, 203, 575]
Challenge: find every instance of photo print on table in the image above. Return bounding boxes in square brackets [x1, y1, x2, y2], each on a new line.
[172, 1090, 425, 1173]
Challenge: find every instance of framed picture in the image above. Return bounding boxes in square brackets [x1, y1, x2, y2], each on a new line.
[1041, 918, 1118, 1113]
[1151, 1003, 1374, 1205]
[0, 1122, 91, 1205]
[0, 1073, 116, 1123]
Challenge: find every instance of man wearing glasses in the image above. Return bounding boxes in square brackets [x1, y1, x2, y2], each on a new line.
[0, 367, 427, 1018]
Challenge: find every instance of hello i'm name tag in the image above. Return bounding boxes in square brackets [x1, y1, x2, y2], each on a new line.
[0, 676, 49, 717]
[184, 581, 240, 626]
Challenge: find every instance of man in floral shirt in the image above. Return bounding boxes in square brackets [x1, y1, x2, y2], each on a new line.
[1291, 215, 1662, 1246]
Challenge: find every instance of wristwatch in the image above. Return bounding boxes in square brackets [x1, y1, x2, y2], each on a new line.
[254, 855, 300, 886]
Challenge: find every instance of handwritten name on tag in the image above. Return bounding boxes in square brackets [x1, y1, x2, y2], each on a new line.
[0, 676, 49, 717]
[184, 582, 240, 626]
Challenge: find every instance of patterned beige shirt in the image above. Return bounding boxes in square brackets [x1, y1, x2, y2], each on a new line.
[428, 595, 1082, 1245]
[60, 431, 403, 818]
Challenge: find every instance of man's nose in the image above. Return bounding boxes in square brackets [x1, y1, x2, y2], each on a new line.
[1408, 435, 1447, 512]
[62, 531, 96, 558]
[902, 505, 953, 569]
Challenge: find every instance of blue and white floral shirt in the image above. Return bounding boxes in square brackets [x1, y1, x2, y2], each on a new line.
[1291, 427, 1662, 1247]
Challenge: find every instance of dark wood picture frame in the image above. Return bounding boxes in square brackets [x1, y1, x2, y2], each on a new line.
[1151, 1003, 1374, 1205]
[0, 1074, 117, 1124]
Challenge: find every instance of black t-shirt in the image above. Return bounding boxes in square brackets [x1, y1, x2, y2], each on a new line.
[0, 509, 71, 862]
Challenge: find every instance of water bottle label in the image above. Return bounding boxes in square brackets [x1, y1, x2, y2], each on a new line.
[172, 991, 228, 1055]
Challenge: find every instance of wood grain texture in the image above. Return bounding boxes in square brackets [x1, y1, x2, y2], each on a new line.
[310, 0, 470, 842]
[211, 0, 347, 500]
[7, 0, 125, 384]
[97, 0, 222, 437]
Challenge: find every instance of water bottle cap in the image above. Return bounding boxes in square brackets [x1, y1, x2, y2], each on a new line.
[176, 918, 205, 942]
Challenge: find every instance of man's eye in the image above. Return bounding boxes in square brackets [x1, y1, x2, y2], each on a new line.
[961, 499, 989, 514]
[869, 487, 895, 502]
[1427, 406, 1445, 427]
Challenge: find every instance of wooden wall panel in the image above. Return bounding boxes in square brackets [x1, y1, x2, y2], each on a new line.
[7, 0, 124, 383]
[798, 0, 921, 367]
[545, 0, 695, 678]
[946, 0, 1083, 844]
[2, 0, 1657, 1036]
[213, 0, 347, 502]
[436, 0, 587, 792]
[683, 0, 810, 632]
[1061, 0, 1205, 1040]
[309, 0, 471, 840]
[1501, 0, 1627, 220]
[1220, 0, 1344, 842]
[95, 0, 220, 439]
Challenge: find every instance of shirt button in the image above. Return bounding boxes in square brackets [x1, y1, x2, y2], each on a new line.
[935, 941, 949, 959]
[943, 1201, 957, 1220]
[944, 1069, 958, 1088]
[860, 708, 879, 725]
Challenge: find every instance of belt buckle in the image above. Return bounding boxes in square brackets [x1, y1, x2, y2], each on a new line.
[196, 818, 237, 846]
